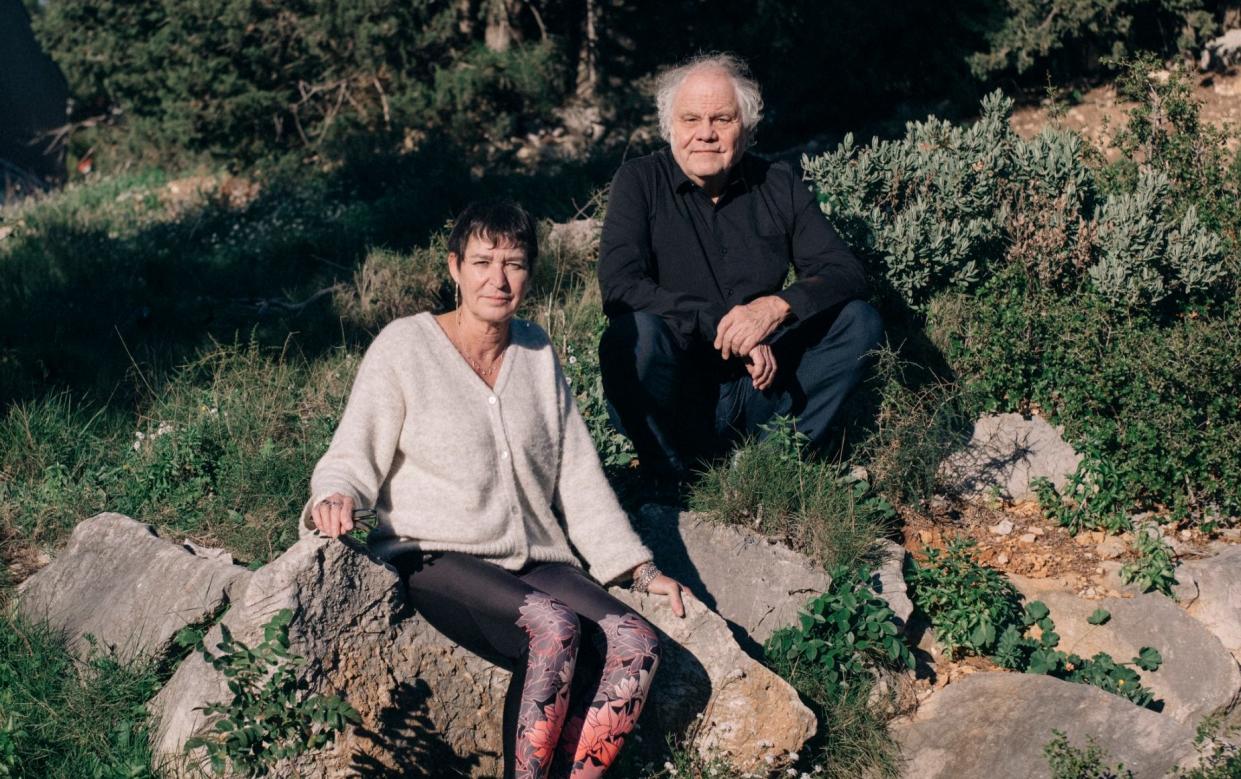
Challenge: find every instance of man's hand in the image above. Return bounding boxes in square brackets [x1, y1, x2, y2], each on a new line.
[714, 296, 791, 359]
[744, 345, 777, 390]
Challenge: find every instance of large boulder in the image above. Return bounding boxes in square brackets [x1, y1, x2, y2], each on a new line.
[1176, 544, 1241, 663]
[1200, 28, 1241, 71]
[17, 513, 248, 662]
[938, 413, 1082, 503]
[894, 672, 1195, 778]
[152, 534, 816, 776]
[635, 506, 913, 650]
[1011, 575, 1241, 727]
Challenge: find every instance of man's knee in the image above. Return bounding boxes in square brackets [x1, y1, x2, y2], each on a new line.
[599, 311, 678, 380]
[834, 300, 884, 357]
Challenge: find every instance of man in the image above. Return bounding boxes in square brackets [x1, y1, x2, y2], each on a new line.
[597, 53, 882, 479]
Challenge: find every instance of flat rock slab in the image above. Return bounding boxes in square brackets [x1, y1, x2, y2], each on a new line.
[636, 506, 831, 649]
[17, 513, 248, 662]
[153, 535, 815, 777]
[1176, 545, 1241, 662]
[939, 413, 1081, 502]
[636, 506, 913, 650]
[1012, 575, 1241, 726]
[894, 672, 1194, 778]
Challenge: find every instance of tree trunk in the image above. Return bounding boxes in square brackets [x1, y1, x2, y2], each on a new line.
[574, 0, 601, 100]
[484, 0, 521, 52]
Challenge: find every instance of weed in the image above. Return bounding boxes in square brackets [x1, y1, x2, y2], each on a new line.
[765, 565, 914, 700]
[1174, 714, 1241, 778]
[182, 609, 360, 776]
[905, 538, 1023, 657]
[1120, 526, 1178, 596]
[912, 539, 1163, 707]
[1044, 730, 1133, 779]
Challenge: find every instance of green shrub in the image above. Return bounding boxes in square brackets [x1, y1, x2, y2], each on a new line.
[968, 0, 1217, 81]
[1044, 730, 1134, 779]
[808, 75, 1239, 524]
[0, 613, 161, 778]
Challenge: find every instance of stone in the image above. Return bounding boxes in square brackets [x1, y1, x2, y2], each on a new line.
[938, 413, 1082, 503]
[1018, 533, 1038, 544]
[634, 505, 830, 649]
[152, 534, 815, 777]
[17, 513, 248, 662]
[544, 219, 601, 258]
[894, 672, 1194, 778]
[1200, 29, 1241, 71]
[1011, 575, 1241, 727]
[875, 539, 915, 632]
[989, 519, 1014, 536]
[1176, 545, 1241, 662]
[1096, 536, 1127, 561]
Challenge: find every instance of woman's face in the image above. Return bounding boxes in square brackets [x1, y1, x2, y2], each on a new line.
[448, 232, 530, 326]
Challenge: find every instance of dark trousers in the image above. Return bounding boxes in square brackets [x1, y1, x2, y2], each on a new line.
[598, 300, 883, 477]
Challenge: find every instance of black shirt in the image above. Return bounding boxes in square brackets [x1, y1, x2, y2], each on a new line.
[598, 148, 868, 350]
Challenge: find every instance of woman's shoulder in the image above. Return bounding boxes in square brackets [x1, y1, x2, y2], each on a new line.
[510, 318, 552, 351]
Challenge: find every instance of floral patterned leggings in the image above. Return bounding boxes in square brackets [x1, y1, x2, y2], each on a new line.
[396, 552, 662, 779]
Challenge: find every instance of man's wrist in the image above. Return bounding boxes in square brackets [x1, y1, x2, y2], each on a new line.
[761, 295, 792, 324]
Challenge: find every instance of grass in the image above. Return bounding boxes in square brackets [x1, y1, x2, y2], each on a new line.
[0, 612, 163, 778]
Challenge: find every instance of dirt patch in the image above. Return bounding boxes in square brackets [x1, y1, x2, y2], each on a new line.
[1010, 68, 1241, 159]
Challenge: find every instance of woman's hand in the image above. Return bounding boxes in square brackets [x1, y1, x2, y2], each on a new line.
[647, 574, 687, 618]
[632, 562, 687, 618]
[311, 493, 355, 537]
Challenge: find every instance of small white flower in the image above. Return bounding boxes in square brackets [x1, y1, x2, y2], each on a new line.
[785, 769, 798, 777]
[568, 355, 577, 364]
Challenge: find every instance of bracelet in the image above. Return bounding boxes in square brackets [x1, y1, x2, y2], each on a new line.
[630, 562, 661, 594]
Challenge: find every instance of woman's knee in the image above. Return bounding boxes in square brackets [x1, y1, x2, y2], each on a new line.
[601, 612, 661, 665]
[517, 592, 582, 653]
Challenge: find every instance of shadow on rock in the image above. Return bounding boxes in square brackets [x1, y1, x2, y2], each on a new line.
[348, 679, 487, 778]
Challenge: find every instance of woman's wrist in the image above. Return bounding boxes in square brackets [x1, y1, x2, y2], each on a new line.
[630, 561, 661, 594]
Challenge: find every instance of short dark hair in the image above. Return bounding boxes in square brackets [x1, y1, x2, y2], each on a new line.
[447, 200, 539, 271]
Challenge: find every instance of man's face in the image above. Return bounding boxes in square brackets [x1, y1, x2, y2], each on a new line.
[669, 69, 744, 191]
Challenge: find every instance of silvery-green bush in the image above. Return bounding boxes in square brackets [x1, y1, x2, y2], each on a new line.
[803, 90, 1226, 311]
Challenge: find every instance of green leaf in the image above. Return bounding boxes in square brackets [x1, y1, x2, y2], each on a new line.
[1026, 601, 1050, 621]
[1134, 646, 1163, 671]
[1087, 608, 1111, 625]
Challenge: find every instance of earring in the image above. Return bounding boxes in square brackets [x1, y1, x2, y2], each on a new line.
[454, 282, 461, 308]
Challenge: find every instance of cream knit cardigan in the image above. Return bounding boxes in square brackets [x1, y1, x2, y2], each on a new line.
[299, 312, 653, 585]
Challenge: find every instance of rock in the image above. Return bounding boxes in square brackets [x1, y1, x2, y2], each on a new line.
[1200, 29, 1241, 71]
[17, 513, 248, 662]
[875, 539, 915, 631]
[938, 413, 1082, 503]
[989, 519, 1014, 536]
[153, 534, 815, 776]
[1096, 536, 1127, 561]
[634, 506, 830, 648]
[1176, 545, 1241, 663]
[1011, 575, 1241, 727]
[893, 672, 1194, 778]
[545, 219, 601, 257]
[1018, 533, 1038, 544]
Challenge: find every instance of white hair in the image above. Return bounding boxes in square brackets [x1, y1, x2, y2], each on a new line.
[654, 53, 764, 148]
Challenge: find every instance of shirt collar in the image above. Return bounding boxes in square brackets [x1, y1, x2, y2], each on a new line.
[665, 148, 750, 196]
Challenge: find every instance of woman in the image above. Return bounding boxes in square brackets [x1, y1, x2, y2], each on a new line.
[301, 200, 686, 779]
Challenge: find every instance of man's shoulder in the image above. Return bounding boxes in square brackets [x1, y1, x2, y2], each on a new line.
[740, 152, 798, 189]
[613, 148, 675, 184]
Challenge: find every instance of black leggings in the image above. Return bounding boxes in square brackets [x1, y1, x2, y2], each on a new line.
[394, 552, 661, 779]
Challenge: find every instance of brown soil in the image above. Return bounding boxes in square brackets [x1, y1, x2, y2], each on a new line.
[1009, 67, 1241, 157]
